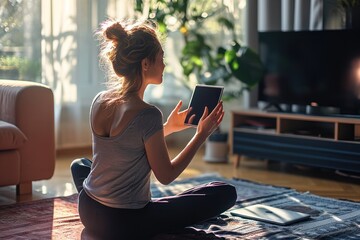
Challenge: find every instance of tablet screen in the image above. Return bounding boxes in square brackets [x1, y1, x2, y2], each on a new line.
[184, 85, 224, 126]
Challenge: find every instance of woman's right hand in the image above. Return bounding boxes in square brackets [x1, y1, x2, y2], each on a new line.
[196, 101, 224, 140]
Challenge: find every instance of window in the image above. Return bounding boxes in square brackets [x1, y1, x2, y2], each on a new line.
[0, 0, 41, 82]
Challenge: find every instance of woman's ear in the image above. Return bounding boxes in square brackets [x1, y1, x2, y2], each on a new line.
[141, 58, 149, 71]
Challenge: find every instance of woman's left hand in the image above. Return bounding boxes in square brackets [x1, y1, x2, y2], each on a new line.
[163, 100, 194, 136]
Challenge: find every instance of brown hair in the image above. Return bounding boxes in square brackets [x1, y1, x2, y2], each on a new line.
[96, 19, 162, 104]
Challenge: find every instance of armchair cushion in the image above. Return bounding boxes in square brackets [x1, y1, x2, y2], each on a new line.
[0, 120, 27, 150]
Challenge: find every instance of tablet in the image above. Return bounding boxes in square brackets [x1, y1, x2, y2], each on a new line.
[230, 204, 311, 226]
[184, 84, 224, 126]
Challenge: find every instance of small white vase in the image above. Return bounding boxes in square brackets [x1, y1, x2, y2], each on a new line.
[203, 140, 229, 163]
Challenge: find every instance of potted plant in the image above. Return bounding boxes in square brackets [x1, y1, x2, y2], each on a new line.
[0, 55, 41, 81]
[18, 58, 41, 82]
[135, 0, 265, 97]
[135, 0, 265, 162]
[0, 56, 21, 79]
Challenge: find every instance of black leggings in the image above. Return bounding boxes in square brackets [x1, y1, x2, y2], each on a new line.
[71, 158, 237, 240]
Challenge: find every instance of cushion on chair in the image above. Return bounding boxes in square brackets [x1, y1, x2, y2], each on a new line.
[0, 120, 27, 150]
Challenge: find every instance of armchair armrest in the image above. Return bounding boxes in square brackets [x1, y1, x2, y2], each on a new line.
[0, 80, 55, 185]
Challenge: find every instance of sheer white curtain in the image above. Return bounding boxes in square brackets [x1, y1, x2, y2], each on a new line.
[41, 0, 132, 149]
[244, 0, 324, 48]
[243, 0, 324, 107]
[257, 0, 323, 31]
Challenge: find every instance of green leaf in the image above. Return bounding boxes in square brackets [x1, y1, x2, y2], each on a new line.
[224, 50, 236, 63]
[182, 41, 203, 56]
[217, 17, 234, 30]
[217, 47, 226, 57]
[191, 56, 203, 66]
[231, 61, 239, 70]
[181, 60, 194, 76]
[158, 22, 167, 34]
[135, 0, 143, 12]
[230, 41, 241, 52]
[227, 47, 265, 88]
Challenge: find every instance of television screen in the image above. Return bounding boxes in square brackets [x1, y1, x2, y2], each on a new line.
[258, 29, 360, 116]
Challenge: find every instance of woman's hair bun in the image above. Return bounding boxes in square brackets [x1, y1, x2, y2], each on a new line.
[104, 22, 128, 46]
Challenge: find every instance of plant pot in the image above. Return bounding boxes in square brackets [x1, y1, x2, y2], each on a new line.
[203, 132, 229, 163]
[0, 67, 19, 80]
[203, 141, 229, 163]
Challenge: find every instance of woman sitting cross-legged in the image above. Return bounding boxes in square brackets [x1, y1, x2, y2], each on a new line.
[70, 18, 237, 240]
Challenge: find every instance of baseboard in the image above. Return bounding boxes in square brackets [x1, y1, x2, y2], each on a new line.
[56, 145, 92, 158]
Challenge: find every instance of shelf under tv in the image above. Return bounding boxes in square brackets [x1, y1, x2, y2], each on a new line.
[230, 109, 360, 173]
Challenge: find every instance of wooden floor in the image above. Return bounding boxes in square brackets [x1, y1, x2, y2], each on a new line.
[1, 145, 360, 206]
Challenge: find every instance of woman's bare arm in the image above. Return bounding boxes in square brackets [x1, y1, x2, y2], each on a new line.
[145, 101, 224, 185]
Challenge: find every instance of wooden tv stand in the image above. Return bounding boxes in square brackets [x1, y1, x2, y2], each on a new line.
[230, 109, 360, 172]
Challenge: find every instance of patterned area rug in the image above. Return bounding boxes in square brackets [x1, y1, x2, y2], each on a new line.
[0, 173, 359, 239]
[0, 193, 82, 239]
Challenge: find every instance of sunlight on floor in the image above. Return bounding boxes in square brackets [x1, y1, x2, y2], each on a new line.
[1, 146, 360, 206]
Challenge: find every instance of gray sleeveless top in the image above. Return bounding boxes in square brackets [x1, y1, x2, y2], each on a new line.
[83, 94, 163, 209]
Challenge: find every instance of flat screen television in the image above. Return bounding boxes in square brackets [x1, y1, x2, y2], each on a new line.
[258, 29, 360, 116]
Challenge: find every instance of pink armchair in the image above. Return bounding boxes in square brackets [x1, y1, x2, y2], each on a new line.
[0, 80, 55, 195]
